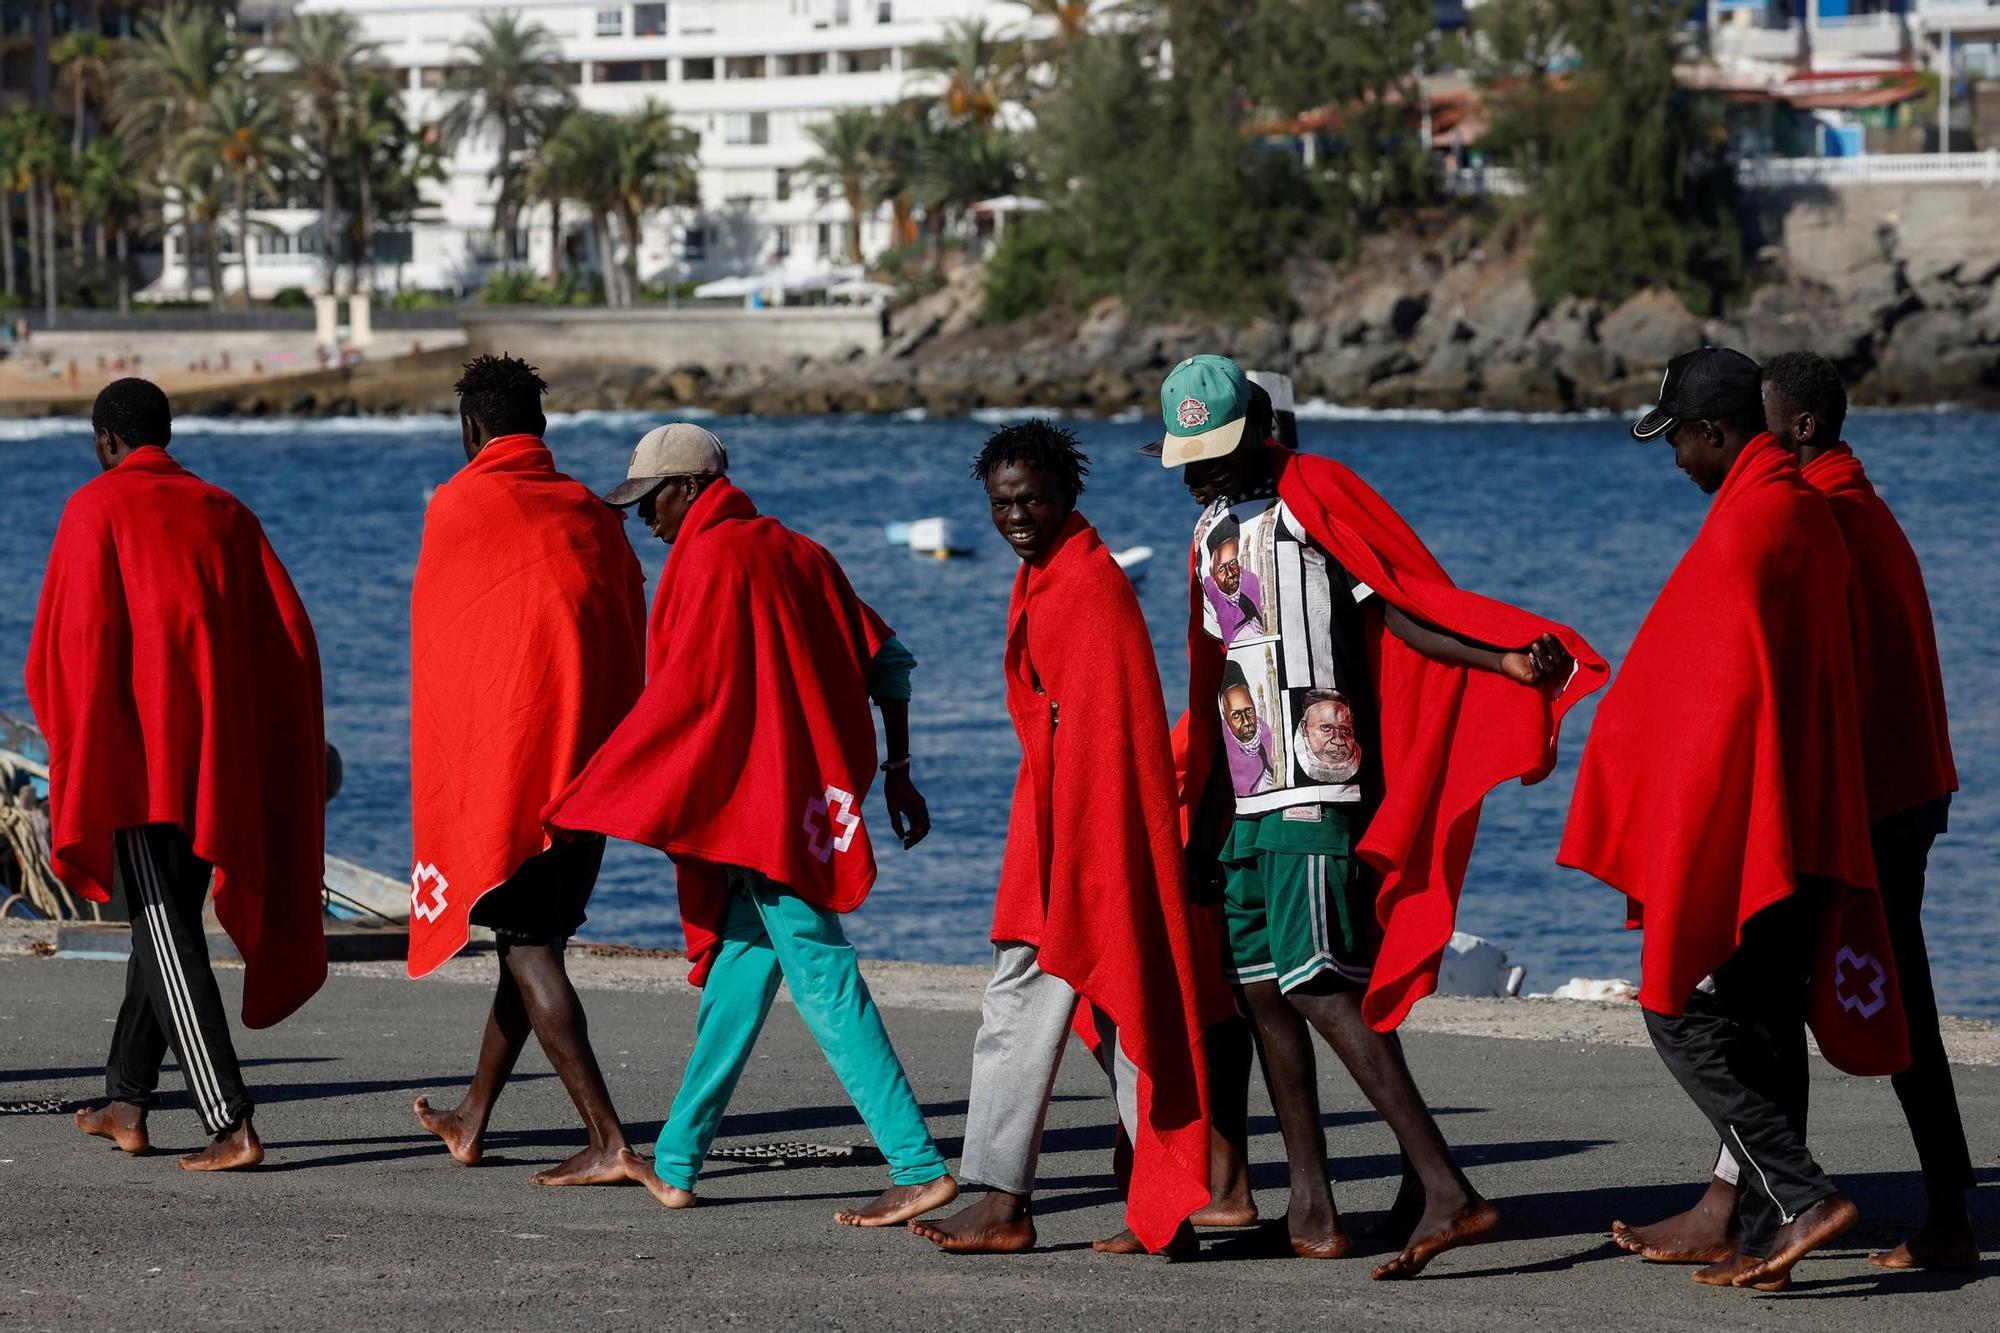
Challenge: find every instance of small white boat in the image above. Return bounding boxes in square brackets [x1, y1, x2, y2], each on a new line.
[1112, 545, 1154, 585]
[883, 517, 973, 559]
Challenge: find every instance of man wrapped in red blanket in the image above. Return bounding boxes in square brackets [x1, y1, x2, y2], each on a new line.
[912, 423, 1235, 1258]
[31, 379, 326, 1172]
[1562, 347, 1904, 1293]
[1155, 356, 1603, 1278]
[409, 355, 654, 1188]
[544, 423, 956, 1229]
[1605, 350, 1973, 1275]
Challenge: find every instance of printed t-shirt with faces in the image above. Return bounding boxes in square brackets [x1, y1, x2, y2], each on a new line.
[1196, 495, 1379, 816]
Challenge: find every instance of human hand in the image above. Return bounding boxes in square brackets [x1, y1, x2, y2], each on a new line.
[1498, 633, 1573, 689]
[883, 768, 931, 849]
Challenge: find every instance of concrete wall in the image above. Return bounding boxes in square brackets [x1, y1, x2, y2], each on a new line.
[458, 306, 883, 374]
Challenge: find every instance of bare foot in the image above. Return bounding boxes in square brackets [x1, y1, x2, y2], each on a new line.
[1289, 1206, 1352, 1260]
[1193, 1133, 1257, 1228]
[1191, 1198, 1259, 1229]
[531, 1144, 633, 1186]
[1734, 1195, 1857, 1287]
[75, 1101, 148, 1154]
[1694, 1250, 1790, 1292]
[1093, 1221, 1200, 1258]
[1611, 1176, 1739, 1262]
[179, 1119, 263, 1172]
[1870, 1211, 1978, 1271]
[1371, 1196, 1502, 1279]
[834, 1174, 958, 1227]
[620, 1150, 695, 1209]
[1092, 1227, 1145, 1255]
[910, 1191, 1036, 1254]
[413, 1096, 485, 1166]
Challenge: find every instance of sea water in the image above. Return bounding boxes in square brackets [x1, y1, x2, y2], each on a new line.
[2, 407, 1994, 1018]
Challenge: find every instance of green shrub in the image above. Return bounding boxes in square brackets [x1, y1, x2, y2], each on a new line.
[388, 289, 447, 310]
[478, 269, 554, 305]
[271, 286, 312, 309]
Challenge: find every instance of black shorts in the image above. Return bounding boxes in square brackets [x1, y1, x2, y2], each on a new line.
[468, 836, 604, 946]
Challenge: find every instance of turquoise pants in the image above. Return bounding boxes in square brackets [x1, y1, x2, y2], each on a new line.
[654, 867, 948, 1191]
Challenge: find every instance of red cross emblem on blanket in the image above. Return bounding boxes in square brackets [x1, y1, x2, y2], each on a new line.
[1833, 946, 1888, 1019]
[410, 861, 450, 923]
[802, 786, 861, 863]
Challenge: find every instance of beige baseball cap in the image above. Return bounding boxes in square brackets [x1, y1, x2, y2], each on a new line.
[603, 422, 730, 507]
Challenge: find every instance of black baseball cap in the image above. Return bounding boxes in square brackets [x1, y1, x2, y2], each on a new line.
[1631, 347, 1763, 442]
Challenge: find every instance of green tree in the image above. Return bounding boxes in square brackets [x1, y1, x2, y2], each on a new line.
[908, 17, 1023, 127]
[799, 108, 879, 264]
[441, 12, 573, 267]
[110, 5, 243, 300]
[0, 110, 30, 298]
[180, 80, 294, 304]
[52, 29, 111, 156]
[608, 102, 698, 306]
[280, 11, 385, 292]
[15, 111, 65, 319]
[536, 110, 625, 303]
[1480, 0, 1743, 312]
[76, 137, 144, 313]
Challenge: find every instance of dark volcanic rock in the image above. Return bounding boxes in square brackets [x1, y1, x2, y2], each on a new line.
[1596, 289, 1704, 375]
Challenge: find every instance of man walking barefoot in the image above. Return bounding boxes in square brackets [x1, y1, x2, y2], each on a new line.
[913, 423, 1230, 1258]
[409, 354, 652, 1186]
[1154, 356, 1604, 1277]
[37, 378, 329, 1170]
[545, 425, 955, 1227]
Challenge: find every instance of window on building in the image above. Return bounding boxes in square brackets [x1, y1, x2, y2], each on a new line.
[725, 112, 770, 145]
[595, 7, 624, 36]
[841, 48, 892, 74]
[634, 2, 667, 36]
[834, 0, 851, 23]
[724, 55, 766, 79]
[774, 225, 792, 259]
[775, 168, 792, 201]
[778, 52, 827, 77]
[683, 227, 706, 261]
[595, 60, 666, 82]
[817, 222, 833, 258]
[877, 1, 893, 22]
[558, 62, 585, 84]
[419, 66, 448, 89]
[681, 56, 715, 80]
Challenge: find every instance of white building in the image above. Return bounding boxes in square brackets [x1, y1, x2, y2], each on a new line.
[154, 0, 1028, 300]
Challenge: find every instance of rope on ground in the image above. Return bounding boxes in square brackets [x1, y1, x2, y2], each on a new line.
[0, 756, 90, 921]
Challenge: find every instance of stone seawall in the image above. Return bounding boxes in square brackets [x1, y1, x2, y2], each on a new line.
[459, 305, 883, 376]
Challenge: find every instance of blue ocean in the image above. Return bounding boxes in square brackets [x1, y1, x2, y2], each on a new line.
[3, 407, 1994, 1017]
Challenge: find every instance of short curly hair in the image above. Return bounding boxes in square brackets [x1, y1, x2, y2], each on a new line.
[454, 353, 549, 437]
[970, 419, 1090, 502]
[92, 377, 172, 448]
[1762, 350, 1847, 442]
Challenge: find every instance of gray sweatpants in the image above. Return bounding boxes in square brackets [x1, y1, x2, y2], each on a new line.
[958, 941, 1141, 1196]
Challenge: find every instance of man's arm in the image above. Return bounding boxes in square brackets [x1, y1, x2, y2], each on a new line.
[1382, 604, 1572, 688]
[869, 637, 931, 849]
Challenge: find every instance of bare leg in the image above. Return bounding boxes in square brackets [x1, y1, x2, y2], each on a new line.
[75, 1100, 149, 1154]
[416, 957, 530, 1165]
[1241, 980, 1349, 1258]
[910, 1189, 1037, 1254]
[1612, 1174, 1740, 1263]
[179, 1117, 264, 1171]
[1192, 1015, 1258, 1228]
[498, 941, 635, 1185]
[1871, 1188, 1977, 1271]
[1285, 986, 1498, 1279]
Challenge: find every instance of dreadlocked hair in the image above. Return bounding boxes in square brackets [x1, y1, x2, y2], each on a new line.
[454, 353, 550, 437]
[970, 419, 1090, 502]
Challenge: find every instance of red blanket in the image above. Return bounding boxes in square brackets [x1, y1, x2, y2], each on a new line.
[544, 478, 890, 983]
[407, 434, 646, 977]
[996, 513, 1228, 1250]
[1181, 446, 1608, 1030]
[1802, 444, 1956, 821]
[27, 447, 327, 1028]
[1559, 435, 1906, 1074]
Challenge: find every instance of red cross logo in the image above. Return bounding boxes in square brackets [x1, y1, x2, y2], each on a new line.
[1833, 946, 1888, 1019]
[410, 861, 450, 923]
[803, 786, 861, 863]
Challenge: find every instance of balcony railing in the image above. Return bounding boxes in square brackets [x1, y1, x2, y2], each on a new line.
[1446, 151, 2000, 197]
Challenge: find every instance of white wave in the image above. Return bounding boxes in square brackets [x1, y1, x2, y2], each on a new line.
[965, 405, 1079, 424]
[0, 403, 717, 443]
[1292, 397, 1625, 425]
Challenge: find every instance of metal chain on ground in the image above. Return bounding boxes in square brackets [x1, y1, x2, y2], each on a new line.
[707, 1141, 859, 1164]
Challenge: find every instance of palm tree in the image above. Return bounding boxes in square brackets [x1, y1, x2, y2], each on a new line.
[915, 122, 1030, 269]
[15, 111, 64, 319]
[76, 137, 142, 313]
[607, 102, 696, 305]
[537, 109, 622, 303]
[1012, 0, 1112, 48]
[0, 111, 27, 298]
[168, 153, 229, 308]
[279, 11, 384, 292]
[52, 30, 112, 156]
[110, 5, 243, 298]
[799, 108, 877, 265]
[907, 18, 1023, 127]
[441, 12, 572, 268]
[179, 80, 293, 303]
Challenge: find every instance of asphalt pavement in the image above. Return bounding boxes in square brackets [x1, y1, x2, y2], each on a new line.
[1, 955, 1992, 1331]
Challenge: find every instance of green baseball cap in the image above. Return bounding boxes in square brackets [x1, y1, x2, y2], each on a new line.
[1142, 354, 1251, 467]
